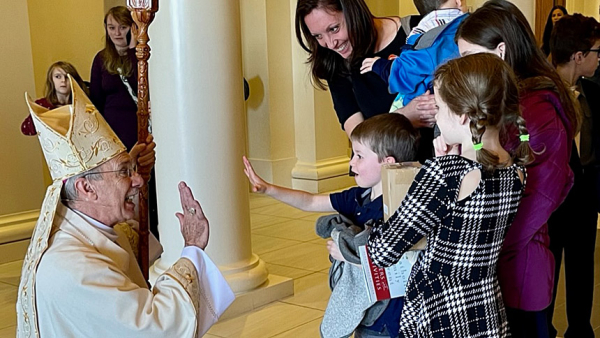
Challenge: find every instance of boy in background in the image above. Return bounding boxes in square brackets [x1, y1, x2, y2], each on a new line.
[547, 14, 600, 338]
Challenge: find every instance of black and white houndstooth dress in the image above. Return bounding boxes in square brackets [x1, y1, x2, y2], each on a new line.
[368, 155, 525, 338]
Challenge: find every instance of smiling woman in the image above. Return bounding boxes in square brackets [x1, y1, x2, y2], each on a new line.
[295, 0, 432, 141]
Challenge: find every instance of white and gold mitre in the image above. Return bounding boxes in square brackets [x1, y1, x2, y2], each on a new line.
[25, 75, 126, 181]
[17, 75, 128, 338]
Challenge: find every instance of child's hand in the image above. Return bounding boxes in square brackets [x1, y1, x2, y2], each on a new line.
[243, 156, 269, 194]
[327, 240, 346, 262]
[433, 135, 461, 157]
[360, 57, 381, 74]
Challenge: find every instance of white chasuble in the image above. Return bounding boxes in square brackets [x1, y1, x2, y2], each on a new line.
[30, 204, 234, 337]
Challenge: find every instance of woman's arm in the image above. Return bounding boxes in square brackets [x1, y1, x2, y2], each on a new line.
[343, 112, 365, 138]
[328, 75, 364, 138]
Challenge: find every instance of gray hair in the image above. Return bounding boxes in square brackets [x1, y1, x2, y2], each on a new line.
[60, 167, 103, 206]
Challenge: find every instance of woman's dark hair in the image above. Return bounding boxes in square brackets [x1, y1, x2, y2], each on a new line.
[551, 14, 600, 66]
[541, 5, 567, 56]
[456, 0, 580, 133]
[435, 53, 533, 171]
[101, 6, 134, 77]
[295, 0, 377, 89]
[44, 61, 89, 107]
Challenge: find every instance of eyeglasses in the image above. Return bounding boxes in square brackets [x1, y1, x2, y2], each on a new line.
[586, 48, 600, 57]
[84, 164, 138, 178]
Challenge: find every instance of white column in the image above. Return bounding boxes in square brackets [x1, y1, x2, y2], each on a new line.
[148, 0, 268, 293]
[508, 0, 535, 28]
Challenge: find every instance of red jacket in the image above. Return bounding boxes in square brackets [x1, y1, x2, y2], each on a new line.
[498, 83, 575, 311]
[21, 98, 55, 136]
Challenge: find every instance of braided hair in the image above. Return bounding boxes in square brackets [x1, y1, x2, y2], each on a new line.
[434, 53, 534, 171]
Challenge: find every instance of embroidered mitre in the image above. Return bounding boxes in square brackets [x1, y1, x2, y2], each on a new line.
[25, 75, 126, 181]
[17, 76, 127, 338]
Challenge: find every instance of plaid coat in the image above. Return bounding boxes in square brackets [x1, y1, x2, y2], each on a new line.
[368, 156, 525, 337]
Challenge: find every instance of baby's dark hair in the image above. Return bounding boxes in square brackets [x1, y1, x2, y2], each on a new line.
[350, 113, 420, 163]
[434, 53, 534, 171]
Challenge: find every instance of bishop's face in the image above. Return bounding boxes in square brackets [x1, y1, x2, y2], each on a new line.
[88, 153, 142, 226]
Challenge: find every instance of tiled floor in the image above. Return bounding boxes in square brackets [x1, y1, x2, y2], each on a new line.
[0, 193, 599, 337]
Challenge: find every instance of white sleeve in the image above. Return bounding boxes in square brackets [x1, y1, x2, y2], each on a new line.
[181, 246, 236, 336]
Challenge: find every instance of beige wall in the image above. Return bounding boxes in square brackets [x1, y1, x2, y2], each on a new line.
[567, 0, 600, 18]
[468, 0, 487, 12]
[584, 0, 600, 18]
[364, 0, 418, 17]
[0, 1, 45, 215]
[365, 0, 399, 16]
[104, 0, 126, 13]
[26, 0, 105, 97]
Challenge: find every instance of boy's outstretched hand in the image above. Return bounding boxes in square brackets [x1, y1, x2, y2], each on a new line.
[360, 56, 381, 74]
[243, 156, 269, 194]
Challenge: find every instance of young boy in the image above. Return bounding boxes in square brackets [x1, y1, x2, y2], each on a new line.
[361, 0, 467, 112]
[244, 114, 419, 228]
[243, 113, 420, 337]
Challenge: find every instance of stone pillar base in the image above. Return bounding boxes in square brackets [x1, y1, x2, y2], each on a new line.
[219, 273, 294, 320]
[292, 175, 356, 194]
[220, 254, 269, 293]
[291, 157, 355, 193]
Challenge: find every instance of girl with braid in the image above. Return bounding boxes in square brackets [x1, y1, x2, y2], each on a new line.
[367, 53, 533, 338]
